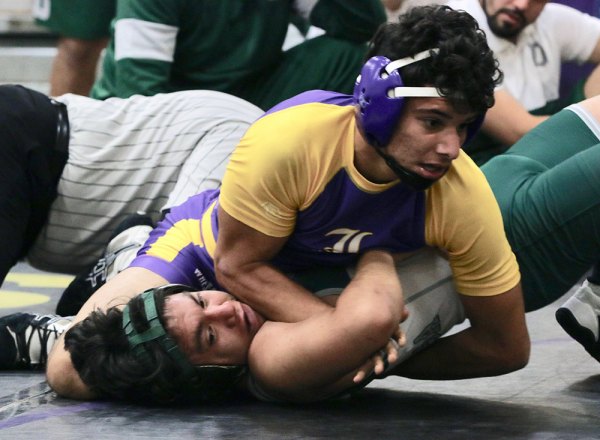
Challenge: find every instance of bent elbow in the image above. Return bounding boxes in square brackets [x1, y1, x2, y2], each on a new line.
[46, 352, 95, 400]
[510, 341, 531, 371]
[352, 302, 399, 348]
[214, 254, 239, 290]
[497, 339, 531, 374]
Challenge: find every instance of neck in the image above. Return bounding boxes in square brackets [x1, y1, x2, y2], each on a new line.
[353, 127, 396, 184]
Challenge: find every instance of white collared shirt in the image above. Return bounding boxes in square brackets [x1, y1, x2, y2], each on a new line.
[447, 0, 600, 110]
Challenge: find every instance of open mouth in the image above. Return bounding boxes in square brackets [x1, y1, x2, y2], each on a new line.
[499, 9, 525, 27]
[240, 303, 260, 334]
[419, 164, 448, 180]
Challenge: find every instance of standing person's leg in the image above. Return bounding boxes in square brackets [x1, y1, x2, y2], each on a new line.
[32, 0, 115, 96]
[49, 37, 109, 96]
[0, 85, 66, 285]
[482, 101, 600, 360]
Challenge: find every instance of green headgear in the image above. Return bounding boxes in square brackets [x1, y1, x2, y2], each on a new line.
[122, 284, 247, 401]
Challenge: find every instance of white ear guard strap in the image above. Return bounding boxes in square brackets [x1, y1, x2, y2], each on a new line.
[389, 87, 441, 98]
[384, 48, 442, 99]
[385, 48, 440, 73]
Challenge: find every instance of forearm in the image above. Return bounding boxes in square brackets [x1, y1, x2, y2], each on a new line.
[388, 326, 527, 380]
[217, 259, 332, 322]
[46, 267, 168, 398]
[484, 89, 549, 146]
[388, 286, 530, 380]
[46, 334, 97, 400]
[248, 250, 404, 401]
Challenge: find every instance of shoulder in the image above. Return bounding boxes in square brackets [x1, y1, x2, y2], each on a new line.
[425, 152, 503, 243]
[252, 100, 355, 146]
[538, 3, 598, 24]
[430, 151, 492, 202]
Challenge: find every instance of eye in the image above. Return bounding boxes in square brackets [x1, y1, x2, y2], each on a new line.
[422, 118, 442, 129]
[194, 293, 206, 309]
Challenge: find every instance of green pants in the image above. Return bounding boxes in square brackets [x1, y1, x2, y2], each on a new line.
[33, 0, 116, 39]
[482, 106, 600, 311]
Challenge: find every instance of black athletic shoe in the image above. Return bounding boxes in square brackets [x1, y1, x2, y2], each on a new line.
[56, 213, 154, 316]
[555, 281, 600, 362]
[0, 313, 72, 369]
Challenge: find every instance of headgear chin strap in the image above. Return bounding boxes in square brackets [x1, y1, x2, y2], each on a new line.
[122, 284, 246, 401]
[373, 147, 438, 191]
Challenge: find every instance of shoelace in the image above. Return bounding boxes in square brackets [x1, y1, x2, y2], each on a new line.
[13, 315, 63, 368]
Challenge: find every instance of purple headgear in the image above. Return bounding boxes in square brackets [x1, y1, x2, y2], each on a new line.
[353, 49, 483, 148]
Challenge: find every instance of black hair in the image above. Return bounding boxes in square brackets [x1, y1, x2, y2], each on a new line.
[366, 5, 502, 115]
[64, 289, 195, 405]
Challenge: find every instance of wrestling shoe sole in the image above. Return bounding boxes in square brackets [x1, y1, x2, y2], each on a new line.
[555, 307, 600, 362]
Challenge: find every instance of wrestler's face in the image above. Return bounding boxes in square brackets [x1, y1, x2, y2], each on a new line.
[164, 290, 265, 366]
[482, 0, 549, 41]
[380, 97, 476, 183]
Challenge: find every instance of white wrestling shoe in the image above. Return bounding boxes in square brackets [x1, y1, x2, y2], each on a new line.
[555, 280, 600, 362]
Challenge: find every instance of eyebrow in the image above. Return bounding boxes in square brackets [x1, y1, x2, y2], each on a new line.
[183, 291, 206, 354]
[414, 107, 451, 118]
[416, 106, 477, 123]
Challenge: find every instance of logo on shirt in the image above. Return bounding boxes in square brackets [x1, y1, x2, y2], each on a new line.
[261, 202, 281, 218]
[194, 268, 214, 290]
[324, 228, 373, 253]
[529, 42, 547, 67]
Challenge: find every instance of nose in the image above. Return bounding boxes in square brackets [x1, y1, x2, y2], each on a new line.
[206, 301, 237, 327]
[437, 129, 461, 161]
[511, 0, 529, 9]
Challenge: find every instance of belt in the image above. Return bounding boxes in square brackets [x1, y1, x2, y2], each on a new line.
[48, 98, 70, 184]
[50, 98, 70, 155]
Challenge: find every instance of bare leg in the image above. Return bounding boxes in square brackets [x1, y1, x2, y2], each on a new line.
[49, 37, 108, 96]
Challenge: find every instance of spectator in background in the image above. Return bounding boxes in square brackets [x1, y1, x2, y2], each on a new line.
[447, 0, 600, 165]
[32, 0, 115, 96]
[90, 0, 386, 110]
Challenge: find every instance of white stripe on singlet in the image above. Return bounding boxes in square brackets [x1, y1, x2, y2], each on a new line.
[27, 90, 262, 274]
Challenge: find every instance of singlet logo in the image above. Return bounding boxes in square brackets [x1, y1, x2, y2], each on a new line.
[194, 268, 214, 290]
[324, 228, 373, 253]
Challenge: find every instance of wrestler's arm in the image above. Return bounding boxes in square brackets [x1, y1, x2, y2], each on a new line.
[583, 38, 600, 98]
[215, 207, 332, 323]
[46, 267, 168, 399]
[405, 161, 530, 378]
[247, 250, 405, 402]
[387, 282, 530, 379]
[482, 89, 548, 146]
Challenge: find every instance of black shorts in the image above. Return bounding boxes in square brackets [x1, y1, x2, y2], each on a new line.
[0, 85, 68, 283]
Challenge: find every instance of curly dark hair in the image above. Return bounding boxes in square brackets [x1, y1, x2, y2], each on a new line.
[366, 5, 502, 115]
[64, 290, 196, 405]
